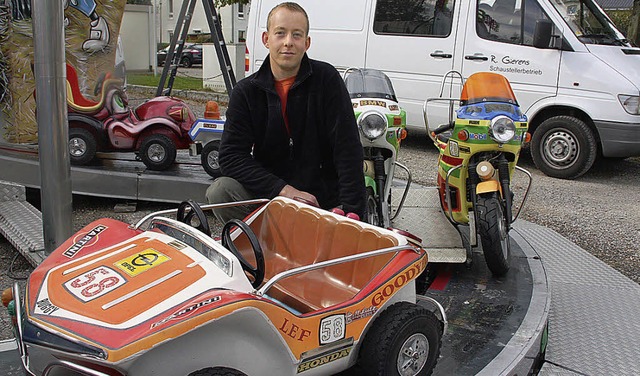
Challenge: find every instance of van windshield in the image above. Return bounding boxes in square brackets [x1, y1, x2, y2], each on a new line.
[549, 0, 628, 46]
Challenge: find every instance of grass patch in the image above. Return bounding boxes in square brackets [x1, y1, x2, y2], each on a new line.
[126, 71, 205, 91]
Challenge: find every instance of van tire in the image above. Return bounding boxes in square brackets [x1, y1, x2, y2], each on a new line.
[531, 116, 596, 179]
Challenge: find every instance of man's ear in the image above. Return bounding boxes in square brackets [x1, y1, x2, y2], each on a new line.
[305, 36, 311, 51]
[262, 31, 269, 48]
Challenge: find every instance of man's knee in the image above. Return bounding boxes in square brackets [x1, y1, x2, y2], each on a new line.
[206, 177, 244, 204]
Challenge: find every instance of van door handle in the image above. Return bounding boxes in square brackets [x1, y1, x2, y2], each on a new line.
[430, 51, 452, 59]
[465, 54, 489, 61]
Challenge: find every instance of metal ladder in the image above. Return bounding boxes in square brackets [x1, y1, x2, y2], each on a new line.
[156, 0, 236, 97]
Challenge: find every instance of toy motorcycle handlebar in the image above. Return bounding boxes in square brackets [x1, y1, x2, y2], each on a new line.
[432, 121, 455, 136]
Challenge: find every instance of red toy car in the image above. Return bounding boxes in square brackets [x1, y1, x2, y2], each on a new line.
[66, 64, 196, 170]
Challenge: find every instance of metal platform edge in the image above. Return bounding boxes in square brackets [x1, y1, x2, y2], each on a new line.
[0, 148, 211, 204]
[476, 224, 550, 375]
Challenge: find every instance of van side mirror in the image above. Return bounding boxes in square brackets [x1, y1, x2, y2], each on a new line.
[533, 20, 553, 48]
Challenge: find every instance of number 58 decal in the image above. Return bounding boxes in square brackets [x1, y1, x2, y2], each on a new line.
[319, 314, 346, 345]
[64, 266, 126, 302]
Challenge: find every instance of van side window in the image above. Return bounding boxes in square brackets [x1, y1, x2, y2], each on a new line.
[477, 0, 553, 46]
[373, 0, 456, 37]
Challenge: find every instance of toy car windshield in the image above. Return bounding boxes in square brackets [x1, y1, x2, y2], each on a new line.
[345, 68, 398, 102]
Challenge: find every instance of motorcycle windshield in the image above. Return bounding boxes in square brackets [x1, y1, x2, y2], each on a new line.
[344, 69, 397, 102]
[460, 72, 518, 106]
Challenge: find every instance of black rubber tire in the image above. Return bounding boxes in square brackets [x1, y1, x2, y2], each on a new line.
[188, 367, 246, 376]
[365, 187, 380, 226]
[180, 56, 193, 68]
[139, 134, 177, 171]
[201, 140, 222, 178]
[531, 115, 597, 179]
[68, 128, 97, 165]
[476, 193, 510, 276]
[357, 302, 442, 376]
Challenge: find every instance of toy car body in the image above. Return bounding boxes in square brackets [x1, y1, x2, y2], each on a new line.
[9, 197, 445, 376]
[66, 64, 196, 171]
[188, 117, 225, 178]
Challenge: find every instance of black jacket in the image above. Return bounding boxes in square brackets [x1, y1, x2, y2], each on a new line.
[218, 54, 366, 217]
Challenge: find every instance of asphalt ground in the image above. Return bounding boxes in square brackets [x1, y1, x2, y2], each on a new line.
[0, 82, 638, 341]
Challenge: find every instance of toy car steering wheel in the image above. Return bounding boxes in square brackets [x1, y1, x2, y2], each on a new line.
[221, 219, 265, 288]
[176, 200, 211, 236]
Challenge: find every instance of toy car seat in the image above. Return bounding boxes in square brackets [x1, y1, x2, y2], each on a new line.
[66, 63, 124, 116]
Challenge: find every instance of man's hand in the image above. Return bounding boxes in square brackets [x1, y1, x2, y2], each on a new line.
[279, 185, 319, 207]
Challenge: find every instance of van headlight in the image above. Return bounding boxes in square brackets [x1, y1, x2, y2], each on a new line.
[618, 95, 640, 115]
[358, 111, 387, 141]
[489, 116, 516, 143]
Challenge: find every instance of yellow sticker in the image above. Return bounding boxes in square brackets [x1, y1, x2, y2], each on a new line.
[115, 249, 170, 277]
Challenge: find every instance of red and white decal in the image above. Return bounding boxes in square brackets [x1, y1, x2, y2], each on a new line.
[63, 225, 108, 258]
[64, 266, 126, 302]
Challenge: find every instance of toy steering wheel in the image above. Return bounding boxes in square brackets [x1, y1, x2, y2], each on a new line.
[221, 219, 265, 288]
[176, 200, 211, 237]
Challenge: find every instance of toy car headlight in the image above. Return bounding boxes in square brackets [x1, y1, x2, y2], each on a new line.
[358, 111, 387, 140]
[489, 116, 516, 143]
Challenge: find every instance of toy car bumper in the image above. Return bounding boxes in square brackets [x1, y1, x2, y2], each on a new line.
[11, 283, 113, 376]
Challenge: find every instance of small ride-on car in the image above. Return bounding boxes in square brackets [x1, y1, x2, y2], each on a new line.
[66, 63, 196, 170]
[4, 197, 445, 376]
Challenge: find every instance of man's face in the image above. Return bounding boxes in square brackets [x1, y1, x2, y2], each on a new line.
[262, 8, 310, 79]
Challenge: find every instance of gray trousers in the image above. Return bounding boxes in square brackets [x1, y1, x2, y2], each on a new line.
[205, 177, 261, 223]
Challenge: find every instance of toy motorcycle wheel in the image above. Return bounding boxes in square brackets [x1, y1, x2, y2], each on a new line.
[476, 192, 510, 276]
[365, 187, 381, 226]
[139, 134, 177, 171]
[358, 302, 442, 376]
[68, 128, 97, 165]
[201, 140, 222, 178]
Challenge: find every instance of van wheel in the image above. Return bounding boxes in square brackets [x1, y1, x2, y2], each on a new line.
[139, 134, 177, 170]
[531, 116, 596, 179]
[68, 128, 97, 165]
[188, 367, 246, 376]
[357, 302, 442, 376]
[201, 140, 221, 178]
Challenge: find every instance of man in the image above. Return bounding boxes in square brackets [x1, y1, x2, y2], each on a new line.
[206, 2, 366, 223]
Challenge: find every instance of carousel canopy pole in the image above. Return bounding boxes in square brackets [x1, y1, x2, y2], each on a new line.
[31, 0, 73, 255]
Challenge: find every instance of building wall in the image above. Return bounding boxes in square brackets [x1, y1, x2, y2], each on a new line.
[121, 4, 154, 71]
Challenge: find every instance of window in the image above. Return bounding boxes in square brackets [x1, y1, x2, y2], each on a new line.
[238, 30, 246, 43]
[238, 4, 244, 19]
[168, 0, 174, 18]
[477, 0, 553, 46]
[373, 0, 455, 37]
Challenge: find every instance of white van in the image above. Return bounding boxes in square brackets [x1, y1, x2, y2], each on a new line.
[246, 0, 640, 179]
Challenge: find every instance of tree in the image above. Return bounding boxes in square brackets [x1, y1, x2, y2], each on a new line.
[630, 0, 640, 46]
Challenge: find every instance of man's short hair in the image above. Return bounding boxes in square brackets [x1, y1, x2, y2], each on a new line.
[266, 2, 310, 36]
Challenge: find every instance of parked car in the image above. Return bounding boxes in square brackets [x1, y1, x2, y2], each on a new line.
[157, 43, 203, 68]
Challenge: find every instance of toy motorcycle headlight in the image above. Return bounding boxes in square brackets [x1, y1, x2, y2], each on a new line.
[358, 111, 387, 140]
[489, 116, 516, 143]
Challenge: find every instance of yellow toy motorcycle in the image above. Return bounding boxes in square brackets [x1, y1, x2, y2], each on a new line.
[425, 71, 532, 276]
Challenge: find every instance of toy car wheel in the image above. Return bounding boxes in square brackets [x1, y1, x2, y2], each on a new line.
[180, 56, 193, 68]
[358, 302, 442, 376]
[188, 367, 247, 376]
[201, 140, 222, 178]
[68, 128, 97, 165]
[139, 134, 177, 171]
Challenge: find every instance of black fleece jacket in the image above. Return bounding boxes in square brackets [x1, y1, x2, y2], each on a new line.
[218, 54, 366, 218]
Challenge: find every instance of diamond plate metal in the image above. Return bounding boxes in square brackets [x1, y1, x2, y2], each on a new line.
[391, 187, 465, 250]
[514, 221, 640, 375]
[0, 180, 26, 202]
